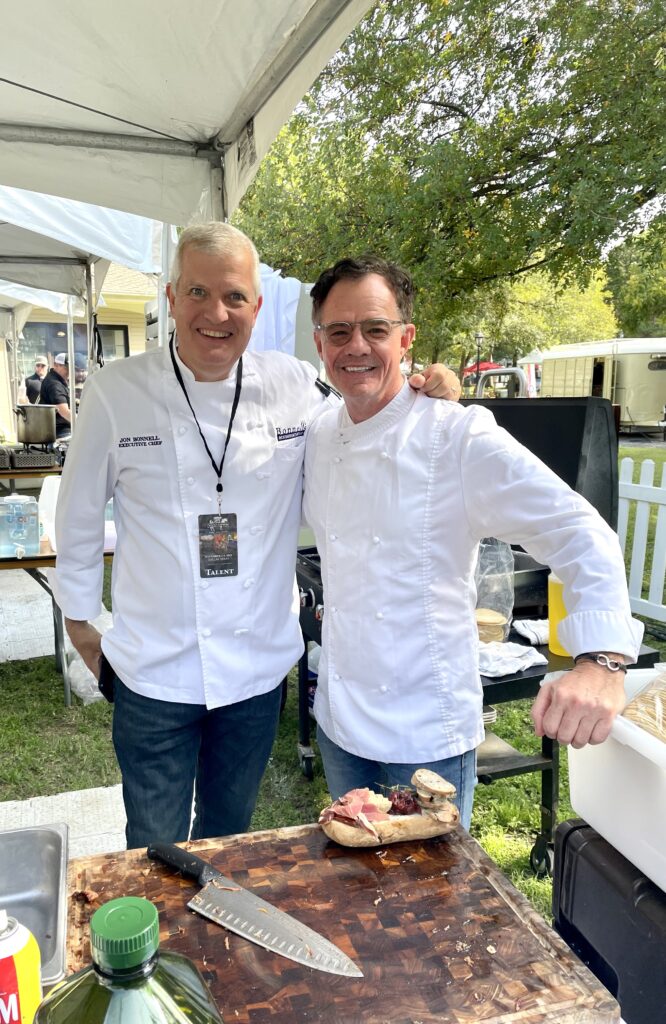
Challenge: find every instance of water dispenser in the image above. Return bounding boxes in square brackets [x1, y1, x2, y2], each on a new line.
[0, 494, 40, 558]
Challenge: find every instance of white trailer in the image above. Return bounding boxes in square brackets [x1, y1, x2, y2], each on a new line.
[539, 338, 666, 432]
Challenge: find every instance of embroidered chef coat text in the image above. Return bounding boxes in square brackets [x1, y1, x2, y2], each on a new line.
[118, 435, 163, 447]
[276, 422, 306, 441]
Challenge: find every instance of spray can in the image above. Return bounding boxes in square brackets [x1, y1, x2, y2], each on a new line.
[0, 909, 42, 1023]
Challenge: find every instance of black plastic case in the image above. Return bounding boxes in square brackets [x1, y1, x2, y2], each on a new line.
[552, 819, 666, 1024]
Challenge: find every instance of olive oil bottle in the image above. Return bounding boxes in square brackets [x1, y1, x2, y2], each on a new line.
[35, 896, 223, 1023]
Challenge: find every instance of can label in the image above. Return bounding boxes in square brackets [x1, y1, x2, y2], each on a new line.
[0, 926, 42, 1023]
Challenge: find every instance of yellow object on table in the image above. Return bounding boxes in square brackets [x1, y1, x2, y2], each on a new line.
[548, 573, 570, 656]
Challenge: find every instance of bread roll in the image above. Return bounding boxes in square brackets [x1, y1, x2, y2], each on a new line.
[320, 803, 460, 847]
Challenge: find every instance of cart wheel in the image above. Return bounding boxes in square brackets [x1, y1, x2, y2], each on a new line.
[529, 838, 554, 878]
[297, 743, 315, 781]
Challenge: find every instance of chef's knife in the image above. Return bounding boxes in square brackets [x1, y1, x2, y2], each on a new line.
[147, 842, 362, 977]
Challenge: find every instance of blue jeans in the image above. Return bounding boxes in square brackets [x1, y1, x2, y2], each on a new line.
[316, 725, 477, 829]
[112, 678, 282, 849]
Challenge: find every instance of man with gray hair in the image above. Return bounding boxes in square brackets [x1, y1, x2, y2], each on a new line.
[53, 223, 459, 847]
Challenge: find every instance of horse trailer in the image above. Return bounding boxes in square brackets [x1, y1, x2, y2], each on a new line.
[539, 338, 666, 432]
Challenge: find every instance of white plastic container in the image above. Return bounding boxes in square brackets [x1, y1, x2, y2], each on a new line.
[38, 476, 61, 553]
[568, 667, 666, 893]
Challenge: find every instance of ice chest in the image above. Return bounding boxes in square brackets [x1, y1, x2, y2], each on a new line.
[568, 667, 666, 892]
[553, 819, 666, 1024]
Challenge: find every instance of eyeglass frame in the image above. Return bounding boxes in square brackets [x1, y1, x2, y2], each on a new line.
[314, 318, 406, 346]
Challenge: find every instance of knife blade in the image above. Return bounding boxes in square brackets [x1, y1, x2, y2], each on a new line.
[147, 842, 362, 977]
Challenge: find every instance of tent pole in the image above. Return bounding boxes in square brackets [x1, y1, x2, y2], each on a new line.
[211, 166, 226, 221]
[86, 262, 96, 369]
[8, 309, 19, 411]
[158, 224, 171, 348]
[66, 296, 77, 435]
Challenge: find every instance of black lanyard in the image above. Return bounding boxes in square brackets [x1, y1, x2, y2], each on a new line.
[169, 336, 243, 510]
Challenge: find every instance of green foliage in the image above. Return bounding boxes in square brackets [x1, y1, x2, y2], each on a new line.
[604, 227, 666, 336]
[235, 0, 666, 362]
[442, 272, 618, 370]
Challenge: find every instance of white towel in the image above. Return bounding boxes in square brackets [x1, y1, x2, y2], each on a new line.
[479, 641, 549, 677]
[512, 618, 549, 646]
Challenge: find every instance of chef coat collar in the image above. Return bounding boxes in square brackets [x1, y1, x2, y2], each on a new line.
[336, 376, 415, 442]
[166, 331, 246, 383]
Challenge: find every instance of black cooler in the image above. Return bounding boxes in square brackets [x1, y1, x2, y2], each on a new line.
[553, 820, 666, 1024]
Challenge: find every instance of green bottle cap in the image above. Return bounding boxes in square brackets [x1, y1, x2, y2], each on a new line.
[90, 897, 160, 971]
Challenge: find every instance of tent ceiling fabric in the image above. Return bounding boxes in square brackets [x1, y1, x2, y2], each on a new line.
[0, 279, 85, 318]
[0, 186, 161, 295]
[0, 0, 373, 223]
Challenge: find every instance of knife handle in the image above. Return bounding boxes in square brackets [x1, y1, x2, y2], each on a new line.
[147, 843, 221, 886]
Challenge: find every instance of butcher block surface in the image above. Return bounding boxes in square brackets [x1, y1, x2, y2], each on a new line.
[68, 823, 618, 1023]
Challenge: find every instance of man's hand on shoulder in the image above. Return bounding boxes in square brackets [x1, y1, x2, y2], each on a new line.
[531, 657, 626, 747]
[408, 364, 461, 401]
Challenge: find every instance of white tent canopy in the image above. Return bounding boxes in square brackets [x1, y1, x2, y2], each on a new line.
[0, 186, 161, 296]
[0, 281, 83, 322]
[0, 186, 166, 429]
[0, 0, 373, 223]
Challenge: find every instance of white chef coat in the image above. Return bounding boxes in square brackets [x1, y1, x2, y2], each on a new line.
[53, 341, 334, 707]
[303, 381, 643, 763]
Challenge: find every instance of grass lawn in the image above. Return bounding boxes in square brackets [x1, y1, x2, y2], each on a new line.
[1, 444, 664, 923]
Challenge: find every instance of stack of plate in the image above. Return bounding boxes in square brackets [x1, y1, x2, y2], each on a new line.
[475, 607, 508, 643]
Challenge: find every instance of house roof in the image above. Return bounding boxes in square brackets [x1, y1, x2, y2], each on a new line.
[101, 263, 157, 298]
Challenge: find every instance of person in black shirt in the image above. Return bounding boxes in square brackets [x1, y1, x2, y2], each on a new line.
[38, 353, 72, 437]
[24, 355, 48, 404]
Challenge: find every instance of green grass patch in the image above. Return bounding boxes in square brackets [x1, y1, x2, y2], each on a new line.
[0, 657, 119, 801]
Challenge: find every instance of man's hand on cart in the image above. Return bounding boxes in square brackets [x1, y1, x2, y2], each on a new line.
[532, 657, 627, 748]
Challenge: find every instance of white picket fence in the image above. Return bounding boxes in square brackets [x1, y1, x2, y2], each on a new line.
[618, 457, 666, 624]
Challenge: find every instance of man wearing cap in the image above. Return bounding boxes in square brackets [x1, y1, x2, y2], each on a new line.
[38, 353, 72, 437]
[25, 356, 48, 404]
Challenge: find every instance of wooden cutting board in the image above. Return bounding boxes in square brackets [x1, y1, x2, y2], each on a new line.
[67, 824, 618, 1023]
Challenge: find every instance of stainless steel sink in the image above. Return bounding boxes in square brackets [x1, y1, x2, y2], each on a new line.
[0, 823, 68, 985]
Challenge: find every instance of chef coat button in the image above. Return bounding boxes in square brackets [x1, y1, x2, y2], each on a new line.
[329, 533, 337, 541]
[380, 451, 390, 460]
[200, 580, 210, 590]
[334, 673, 341, 680]
[331, 606, 338, 613]
[243, 578, 255, 589]
[250, 525, 262, 535]
[375, 611, 384, 620]
[256, 471, 270, 479]
[186, 476, 195, 485]
[373, 536, 380, 544]
[333, 456, 342, 464]
[234, 628, 249, 637]
[178, 426, 187, 435]
[380, 685, 388, 693]
[201, 627, 211, 638]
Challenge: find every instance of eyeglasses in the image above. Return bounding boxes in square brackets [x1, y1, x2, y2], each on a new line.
[315, 318, 404, 346]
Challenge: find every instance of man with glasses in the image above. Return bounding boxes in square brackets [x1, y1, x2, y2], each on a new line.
[303, 256, 642, 828]
[53, 225, 460, 849]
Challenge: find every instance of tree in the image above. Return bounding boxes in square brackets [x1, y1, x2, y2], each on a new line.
[235, 0, 665, 360]
[604, 228, 666, 336]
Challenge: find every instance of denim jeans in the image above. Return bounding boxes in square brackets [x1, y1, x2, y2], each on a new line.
[112, 678, 282, 849]
[316, 724, 477, 829]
